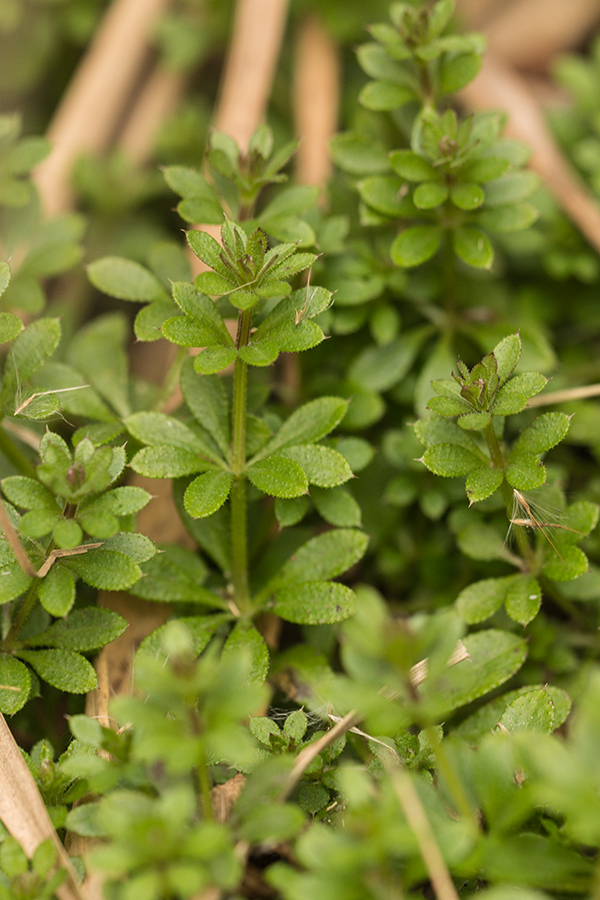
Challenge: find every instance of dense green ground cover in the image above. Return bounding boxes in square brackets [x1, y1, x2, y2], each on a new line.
[1, 1, 600, 897]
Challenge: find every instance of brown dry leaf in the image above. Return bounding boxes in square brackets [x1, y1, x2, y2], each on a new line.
[212, 772, 246, 822]
[0, 715, 88, 900]
[461, 52, 600, 257]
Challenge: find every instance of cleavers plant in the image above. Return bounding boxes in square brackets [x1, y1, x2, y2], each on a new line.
[2, 1, 600, 899]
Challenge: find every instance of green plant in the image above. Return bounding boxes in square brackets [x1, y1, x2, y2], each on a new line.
[2, 1, 600, 899]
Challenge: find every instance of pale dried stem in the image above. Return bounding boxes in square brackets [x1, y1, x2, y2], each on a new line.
[213, 0, 289, 148]
[0, 715, 88, 900]
[481, 0, 600, 71]
[388, 764, 460, 900]
[187, 0, 290, 277]
[455, 0, 509, 30]
[527, 383, 600, 407]
[34, 0, 172, 216]
[118, 67, 187, 164]
[293, 14, 340, 198]
[461, 53, 600, 257]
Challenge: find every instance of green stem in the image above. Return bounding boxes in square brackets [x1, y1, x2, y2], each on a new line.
[483, 422, 533, 565]
[0, 422, 36, 478]
[3, 578, 40, 650]
[151, 345, 189, 412]
[229, 309, 253, 612]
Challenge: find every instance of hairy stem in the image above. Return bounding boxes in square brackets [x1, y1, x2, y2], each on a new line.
[483, 422, 533, 564]
[229, 308, 253, 611]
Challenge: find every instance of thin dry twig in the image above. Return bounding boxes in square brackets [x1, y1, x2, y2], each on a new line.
[293, 14, 340, 196]
[0, 715, 89, 900]
[280, 642, 469, 800]
[527, 383, 600, 407]
[213, 0, 290, 149]
[461, 53, 600, 257]
[480, 0, 600, 71]
[0, 498, 102, 578]
[118, 67, 187, 165]
[388, 763, 461, 900]
[34, 0, 172, 215]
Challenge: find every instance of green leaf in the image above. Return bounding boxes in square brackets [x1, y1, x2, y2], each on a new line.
[457, 576, 512, 624]
[67, 313, 130, 418]
[543, 544, 589, 582]
[257, 397, 348, 459]
[358, 175, 407, 217]
[187, 230, 231, 277]
[38, 565, 76, 617]
[0, 261, 10, 297]
[451, 183, 484, 210]
[391, 226, 441, 267]
[478, 203, 538, 234]
[194, 346, 238, 374]
[420, 629, 527, 717]
[458, 411, 492, 430]
[102, 532, 155, 564]
[62, 548, 142, 590]
[87, 257, 165, 302]
[388, 150, 437, 181]
[421, 443, 484, 477]
[511, 412, 571, 458]
[349, 330, 427, 392]
[134, 299, 180, 342]
[0, 655, 30, 714]
[259, 185, 319, 220]
[239, 341, 279, 367]
[466, 467, 504, 503]
[273, 582, 355, 625]
[311, 486, 362, 528]
[184, 471, 233, 519]
[171, 282, 233, 338]
[452, 225, 493, 269]
[52, 519, 83, 550]
[2, 318, 61, 401]
[455, 685, 571, 740]
[484, 171, 539, 206]
[247, 456, 308, 499]
[2, 476, 57, 510]
[359, 81, 415, 111]
[438, 52, 481, 94]
[493, 333, 521, 384]
[505, 575, 541, 626]
[274, 496, 309, 527]
[130, 445, 213, 478]
[17, 650, 97, 693]
[498, 689, 555, 733]
[180, 361, 230, 459]
[413, 182, 449, 209]
[457, 522, 507, 561]
[275, 529, 368, 586]
[126, 410, 221, 463]
[505, 454, 546, 491]
[493, 372, 548, 414]
[223, 622, 269, 684]
[26, 608, 128, 651]
[329, 133, 390, 175]
[139, 615, 228, 656]
[0, 311, 23, 343]
[79, 486, 151, 519]
[281, 445, 353, 488]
